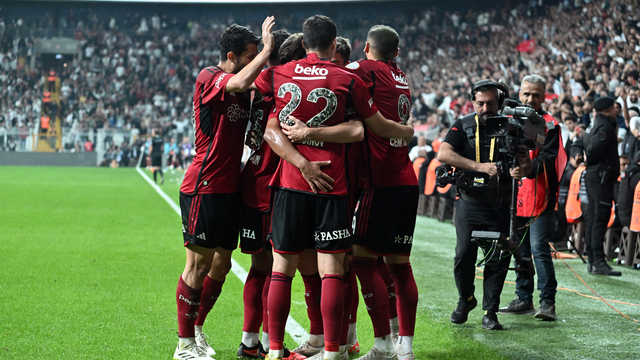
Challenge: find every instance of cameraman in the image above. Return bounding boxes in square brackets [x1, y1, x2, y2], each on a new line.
[584, 97, 622, 276]
[438, 80, 530, 330]
[499, 75, 566, 321]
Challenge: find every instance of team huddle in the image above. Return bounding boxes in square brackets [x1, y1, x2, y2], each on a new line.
[174, 15, 418, 360]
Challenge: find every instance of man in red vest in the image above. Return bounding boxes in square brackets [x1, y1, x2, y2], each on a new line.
[499, 75, 567, 321]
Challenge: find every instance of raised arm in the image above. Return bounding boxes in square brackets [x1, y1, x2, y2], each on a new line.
[281, 116, 364, 144]
[225, 17, 275, 93]
[264, 117, 335, 193]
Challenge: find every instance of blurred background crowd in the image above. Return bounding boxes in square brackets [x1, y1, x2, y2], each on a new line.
[0, 0, 638, 169]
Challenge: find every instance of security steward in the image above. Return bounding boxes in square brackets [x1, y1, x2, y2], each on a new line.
[438, 80, 531, 330]
[584, 97, 622, 276]
[618, 151, 640, 229]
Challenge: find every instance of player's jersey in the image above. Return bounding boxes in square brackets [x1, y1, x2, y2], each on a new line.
[151, 135, 163, 155]
[346, 59, 417, 188]
[180, 66, 251, 195]
[238, 92, 280, 212]
[254, 53, 378, 196]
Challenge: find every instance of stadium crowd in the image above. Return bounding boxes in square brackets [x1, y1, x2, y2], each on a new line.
[0, 0, 639, 160]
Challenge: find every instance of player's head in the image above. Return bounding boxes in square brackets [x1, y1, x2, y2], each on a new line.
[219, 24, 261, 73]
[331, 36, 351, 67]
[268, 30, 292, 67]
[302, 15, 337, 53]
[278, 33, 306, 64]
[365, 25, 399, 61]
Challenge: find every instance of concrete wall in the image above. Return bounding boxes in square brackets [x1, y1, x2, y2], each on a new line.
[0, 152, 98, 167]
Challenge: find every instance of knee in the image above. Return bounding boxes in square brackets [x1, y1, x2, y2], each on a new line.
[211, 258, 232, 277]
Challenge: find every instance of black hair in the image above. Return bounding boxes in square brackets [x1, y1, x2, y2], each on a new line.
[278, 33, 306, 64]
[335, 36, 352, 62]
[367, 25, 399, 61]
[269, 30, 291, 63]
[302, 15, 337, 51]
[219, 24, 261, 61]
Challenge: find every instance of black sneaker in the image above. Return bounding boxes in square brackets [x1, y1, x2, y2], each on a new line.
[238, 342, 264, 358]
[482, 311, 504, 330]
[534, 300, 557, 321]
[450, 296, 477, 324]
[498, 298, 535, 315]
[590, 263, 621, 276]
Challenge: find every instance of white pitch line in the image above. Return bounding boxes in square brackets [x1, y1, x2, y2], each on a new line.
[136, 166, 308, 345]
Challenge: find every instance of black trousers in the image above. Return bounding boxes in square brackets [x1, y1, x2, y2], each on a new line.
[584, 170, 614, 264]
[453, 199, 511, 312]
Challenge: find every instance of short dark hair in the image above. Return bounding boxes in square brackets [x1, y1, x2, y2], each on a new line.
[630, 85, 640, 92]
[278, 33, 306, 64]
[302, 15, 337, 51]
[335, 36, 352, 62]
[367, 25, 399, 61]
[219, 24, 261, 61]
[270, 30, 291, 63]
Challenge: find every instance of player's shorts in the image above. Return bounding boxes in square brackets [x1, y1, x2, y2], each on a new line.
[151, 152, 162, 167]
[180, 192, 240, 250]
[271, 188, 352, 254]
[239, 206, 271, 254]
[353, 186, 419, 256]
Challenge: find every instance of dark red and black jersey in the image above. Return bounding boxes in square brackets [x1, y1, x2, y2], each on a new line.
[180, 66, 251, 195]
[346, 59, 417, 188]
[239, 92, 280, 212]
[254, 53, 377, 196]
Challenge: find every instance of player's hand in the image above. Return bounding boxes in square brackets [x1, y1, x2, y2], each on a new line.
[261, 16, 276, 53]
[478, 162, 498, 177]
[245, 129, 259, 150]
[281, 116, 310, 143]
[300, 160, 334, 193]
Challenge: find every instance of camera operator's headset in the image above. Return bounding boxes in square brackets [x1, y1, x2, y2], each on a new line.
[465, 80, 510, 163]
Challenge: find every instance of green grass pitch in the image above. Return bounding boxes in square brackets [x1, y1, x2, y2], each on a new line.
[1, 166, 639, 359]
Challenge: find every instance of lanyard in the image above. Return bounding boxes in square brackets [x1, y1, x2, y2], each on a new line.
[475, 115, 496, 162]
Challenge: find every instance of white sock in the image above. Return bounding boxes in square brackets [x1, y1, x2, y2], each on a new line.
[347, 323, 357, 344]
[339, 345, 347, 354]
[308, 334, 324, 347]
[389, 317, 399, 334]
[261, 331, 270, 351]
[324, 351, 340, 360]
[373, 336, 394, 353]
[242, 331, 259, 348]
[194, 325, 204, 335]
[396, 336, 414, 355]
[179, 337, 196, 347]
[269, 349, 284, 358]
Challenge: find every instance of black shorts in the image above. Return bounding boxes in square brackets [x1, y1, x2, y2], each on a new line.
[180, 192, 241, 250]
[151, 153, 162, 167]
[271, 189, 352, 254]
[240, 207, 271, 254]
[353, 186, 419, 256]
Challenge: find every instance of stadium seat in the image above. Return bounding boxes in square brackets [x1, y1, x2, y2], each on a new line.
[617, 226, 638, 267]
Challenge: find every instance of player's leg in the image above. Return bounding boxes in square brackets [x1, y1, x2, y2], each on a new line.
[293, 249, 324, 357]
[346, 263, 360, 355]
[317, 251, 346, 360]
[268, 252, 299, 359]
[377, 257, 398, 337]
[384, 255, 417, 360]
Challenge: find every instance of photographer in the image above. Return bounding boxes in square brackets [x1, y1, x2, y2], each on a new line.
[499, 75, 566, 321]
[584, 97, 622, 276]
[438, 80, 531, 330]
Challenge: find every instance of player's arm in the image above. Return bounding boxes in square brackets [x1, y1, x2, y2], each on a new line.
[225, 16, 275, 93]
[264, 117, 335, 193]
[281, 116, 364, 143]
[362, 111, 414, 139]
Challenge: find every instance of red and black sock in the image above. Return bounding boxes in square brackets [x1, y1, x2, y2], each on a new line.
[243, 267, 269, 333]
[262, 271, 271, 334]
[350, 256, 390, 337]
[377, 257, 398, 320]
[388, 263, 418, 336]
[349, 270, 358, 324]
[176, 276, 202, 338]
[268, 272, 293, 351]
[302, 272, 324, 335]
[195, 275, 224, 327]
[321, 274, 345, 352]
